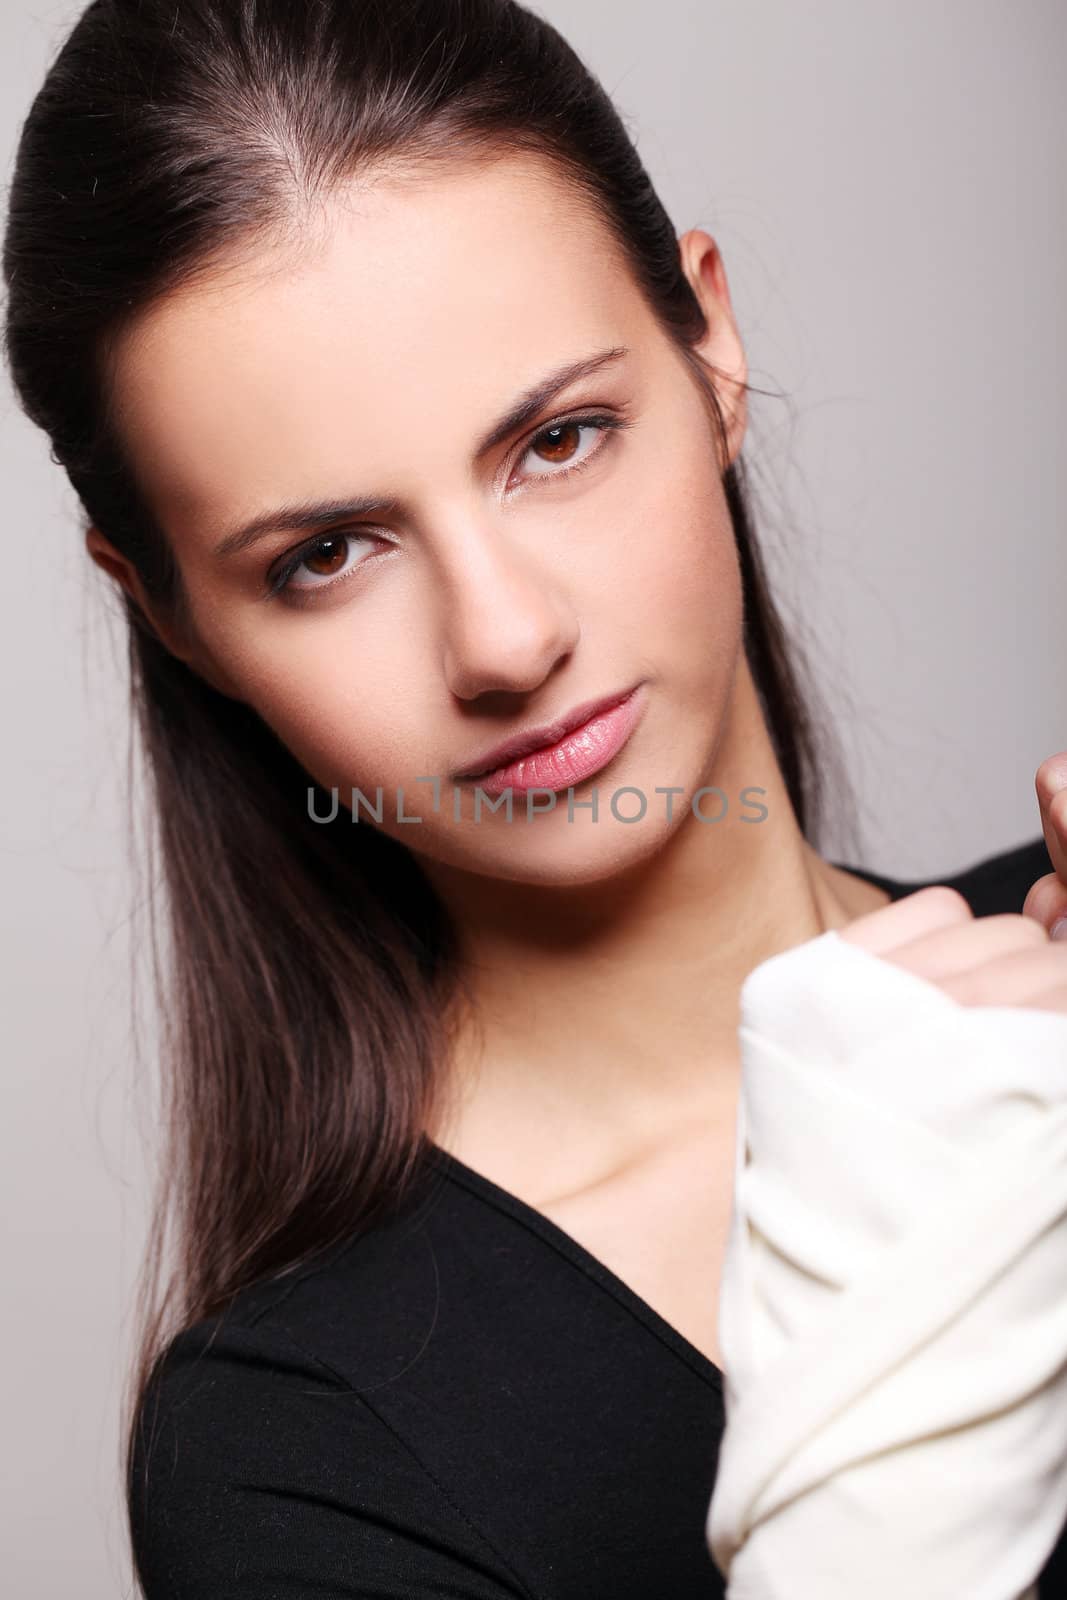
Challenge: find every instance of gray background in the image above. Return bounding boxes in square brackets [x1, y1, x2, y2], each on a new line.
[2, 1, 1064, 1592]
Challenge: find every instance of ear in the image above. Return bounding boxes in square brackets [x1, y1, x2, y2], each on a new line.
[84, 524, 243, 701]
[676, 229, 749, 467]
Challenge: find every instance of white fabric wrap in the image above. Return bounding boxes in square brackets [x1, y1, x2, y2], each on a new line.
[705, 927, 1067, 1600]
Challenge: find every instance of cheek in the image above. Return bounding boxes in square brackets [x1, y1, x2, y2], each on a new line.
[605, 435, 743, 666]
[202, 605, 434, 795]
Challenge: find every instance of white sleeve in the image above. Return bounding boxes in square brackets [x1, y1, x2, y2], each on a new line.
[705, 927, 1067, 1600]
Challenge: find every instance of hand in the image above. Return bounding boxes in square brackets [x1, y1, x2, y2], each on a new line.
[839, 880, 1067, 1016]
[1022, 752, 1067, 939]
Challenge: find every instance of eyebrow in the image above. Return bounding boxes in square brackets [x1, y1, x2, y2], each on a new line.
[211, 344, 631, 559]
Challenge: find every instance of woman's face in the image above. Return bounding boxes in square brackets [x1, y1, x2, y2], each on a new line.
[104, 152, 749, 886]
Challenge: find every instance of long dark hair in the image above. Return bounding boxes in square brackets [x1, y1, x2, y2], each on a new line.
[2, 0, 855, 1586]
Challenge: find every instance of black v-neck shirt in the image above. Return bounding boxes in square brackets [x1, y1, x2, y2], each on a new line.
[129, 834, 1067, 1598]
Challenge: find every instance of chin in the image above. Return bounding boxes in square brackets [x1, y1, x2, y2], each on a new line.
[410, 804, 682, 889]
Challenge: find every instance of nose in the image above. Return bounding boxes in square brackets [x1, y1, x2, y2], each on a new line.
[436, 514, 581, 701]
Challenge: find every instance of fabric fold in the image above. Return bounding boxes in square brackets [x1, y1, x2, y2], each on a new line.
[706, 928, 1067, 1600]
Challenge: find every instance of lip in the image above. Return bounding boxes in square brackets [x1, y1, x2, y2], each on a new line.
[453, 680, 648, 796]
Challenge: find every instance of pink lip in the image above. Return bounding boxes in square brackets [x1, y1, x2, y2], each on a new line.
[458, 682, 648, 797]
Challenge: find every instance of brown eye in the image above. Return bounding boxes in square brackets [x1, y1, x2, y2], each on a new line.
[530, 421, 583, 465]
[302, 535, 350, 577]
[518, 416, 620, 484]
[269, 528, 378, 599]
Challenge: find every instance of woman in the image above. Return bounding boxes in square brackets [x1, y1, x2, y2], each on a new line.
[4, 1, 1066, 1594]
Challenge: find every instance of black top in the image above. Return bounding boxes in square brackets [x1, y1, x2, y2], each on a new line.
[129, 834, 1067, 1599]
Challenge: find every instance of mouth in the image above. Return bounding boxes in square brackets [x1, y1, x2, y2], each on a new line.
[453, 680, 648, 797]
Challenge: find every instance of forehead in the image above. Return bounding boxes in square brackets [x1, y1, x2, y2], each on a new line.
[108, 153, 647, 536]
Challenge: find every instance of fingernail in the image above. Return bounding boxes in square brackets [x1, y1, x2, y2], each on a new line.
[1052, 916, 1067, 941]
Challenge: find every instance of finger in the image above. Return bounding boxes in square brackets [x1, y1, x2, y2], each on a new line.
[877, 912, 1047, 985]
[1035, 752, 1067, 885]
[838, 883, 973, 958]
[937, 942, 1067, 1009]
[1021, 869, 1067, 932]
